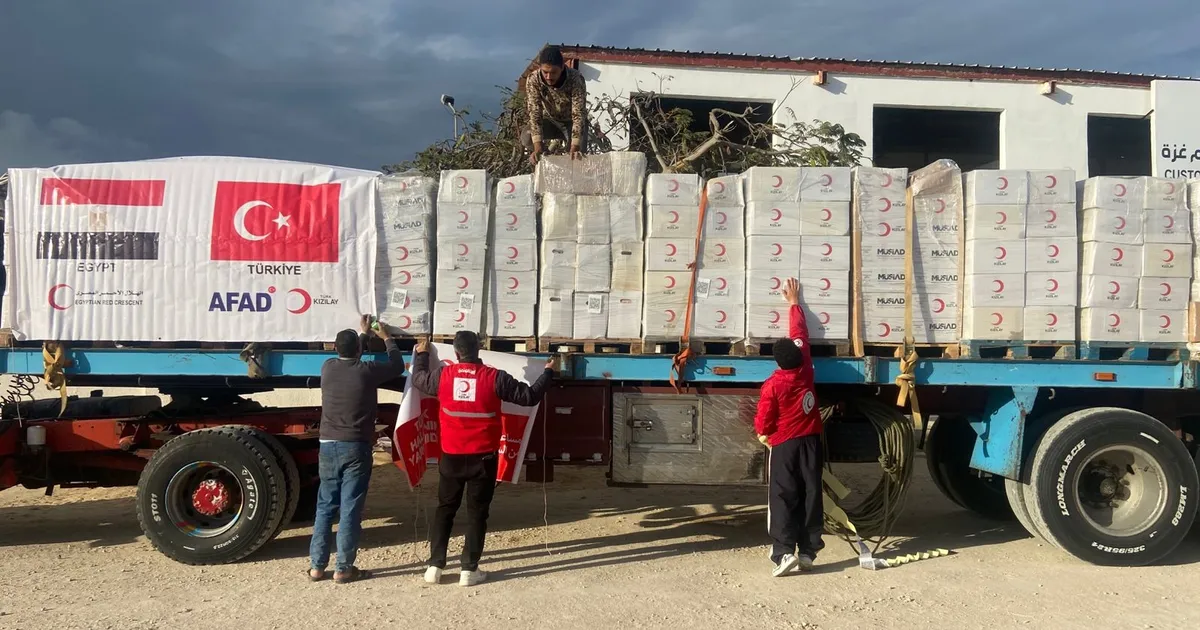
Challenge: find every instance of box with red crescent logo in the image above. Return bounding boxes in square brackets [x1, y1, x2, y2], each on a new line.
[1023, 306, 1076, 343]
[1080, 307, 1139, 341]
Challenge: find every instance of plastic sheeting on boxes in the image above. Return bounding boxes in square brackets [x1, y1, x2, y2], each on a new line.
[1081, 242, 1144, 277]
[1080, 308, 1138, 341]
[1141, 177, 1188, 212]
[964, 273, 1025, 307]
[642, 301, 689, 339]
[1024, 237, 1078, 273]
[535, 154, 613, 196]
[1082, 176, 1144, 212]
[964, 205, 1027, 241]
[438, 169, 490, 205]
[495, 174, 535, 207]
[380, 286, 432, 316]
[747, 236, 801, 270]
[542, 194, 578, 240]
[485, 303, 535, 338]
[436, 238, 487, 271]
[382, 310, 431, 336]
[964, 170, 1030, 205]
[1025, 272, 1078, 306]
[538, 289, 574, 337]
[704, 205, 746, 238]
[540, 240, 577, 290]
[698, 236, 745, 270]
[491, 205, 538, 240]
[1080, 275, 1139, 309]
[799, 168, 852, 202]
[378, 264, 432, 290]
[1026, 203, 1077, 237]
[693, 306, 745, 340]
[610, 151, 648, 197]
[1028, 169, 1077, 204]
[435, 269, 486, 300]
[608, 292, 644, 339]
[575, 244, 612, 292]
[433, 300, 484, 335]
[643, 271, 691, 303]
[436, 203, 489, 240]
[746, 201, 801, 236]
[705, 174, 745, 206]
[1139, 277, 1189, 310]
[800, 236, 851, 270]
[645, 238, 697, 272]
[491, 239, 537, 273]
[745, 270, 790, 304]
[572, 293, 609, 339]
[1080, 209, 1144, 244]
[964, 240, 1026, 274]
[1145, 208, 1192, 244]
[379, 240, 431, 268]
[488, 269, 537, 305]
[804, 303, 851, 340]
[745, 167, 802, 203]
[798, 271, 851, 305]
[647, 204, 700, 238]
[379, 207, 434, 243]
[1140, 309, 1187, 342]
[854, 167, 908, 195]
[1024, 306, 1076, 342]
[646, 173, 701, 207]
[962, 307, 1024, 341]
[695, 272, 745, 304]
[1141, 243, 1192, 278]
[799, 202, 852, 236]
[609, 196, 644, 242]
[611, 243, 645, 293]
[577, 196, 612, 244]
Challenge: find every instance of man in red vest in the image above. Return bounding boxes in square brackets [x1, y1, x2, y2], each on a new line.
[409, 331, 555, 587]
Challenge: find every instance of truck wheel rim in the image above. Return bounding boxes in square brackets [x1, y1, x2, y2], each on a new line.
[165, 461, 243, 538]
[1076, 445, 1166, 538]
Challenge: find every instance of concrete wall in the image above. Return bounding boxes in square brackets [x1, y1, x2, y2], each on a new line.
[580, 62, 1153, 177]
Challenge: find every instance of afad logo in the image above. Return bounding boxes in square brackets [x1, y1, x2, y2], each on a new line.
[208, 286, 330, 314]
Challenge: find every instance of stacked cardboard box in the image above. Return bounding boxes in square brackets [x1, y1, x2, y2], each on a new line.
[744, 168, 801, 339]
[376, 174, 437, 336]
[961, 170, 1028, 341]
[485, 174, 538, 339]
[1189, 182, 1200, 345]
[692, 173, 747, 340]
[433, 169, 490, 335]
[1022, 169, 1079, 343]
[644, 172, 702, 339]
[852, 166, 911, 344]
[1079, 177, 1191, 344]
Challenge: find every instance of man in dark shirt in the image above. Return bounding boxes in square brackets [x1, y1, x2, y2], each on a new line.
[409, 331, 554, 586]
[308, 315, 403, 584]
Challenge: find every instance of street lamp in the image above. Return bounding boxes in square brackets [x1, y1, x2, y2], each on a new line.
[440, 94, 458, 139]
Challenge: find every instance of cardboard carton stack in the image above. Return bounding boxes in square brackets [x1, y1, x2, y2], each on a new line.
[1022, 169, 1079, 344]
[376, 174, 437, 336]
[961, 169, 1028, 343]
[485, 174, 538, 340]
[690, 173, 746, 340]
[852, 166, 911, 344]
[1137, 177, 1190, 343]
[743, 168, 801, 339]
[644, 172, 702, 340]
[433, 169, 490, 335]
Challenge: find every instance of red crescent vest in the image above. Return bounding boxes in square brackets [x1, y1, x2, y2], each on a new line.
[437, 362, 503, 455]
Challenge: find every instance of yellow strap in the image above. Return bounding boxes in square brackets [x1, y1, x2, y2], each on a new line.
[41, 342, 70, 417]
[896, 185, 924, 431]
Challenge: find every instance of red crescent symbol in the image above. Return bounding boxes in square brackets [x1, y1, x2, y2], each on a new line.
[771, 175, 783, 188]
[1109, 313, 1121, 327]
[665, 276, 677, 289]
[399, 315, 412, 329]
[508, 276, 519, 290]
[1108, 281, 1120, 295]
[398, 270, 412, 284]
[1048, 278, 1059, 292]
[771, 243, 783, 256]
[1114, 183, 1127, 197]
[770, 208, 783, 221]
[882, 174, 893, 187]
[287, 288, 312, 314]
[1164, 214, 1175, 229]
[821, 243, 833, 256]
[716, 278, 728, 290]
[991, 312, 1003, 326]
[1166, 182, 1177, 195]
[1045, 209, 1058, 223]
[1048, 244, 1060, 258]
[457, 210, 469, 224]
[819, 311, 831, 324]
[398, 181, 408, 191]
[769, 311, 781, 324]
[933, 299, 945, 313]
[997, 176, 1009, 190]
[666, 243, 678, 257]
[507, 213, 518, 226]
[1115, 217, 1127, 230]
[880, 197, 892, 212]
[457, 277, 469, 289]
[458, 243, 469, 256]
[879, 222, 892, 237]
[717, 310, 728, 324]
[665, 309, 677, 322]
[995, 246, 1007, 260]
[936, 198, 946, 214]
[821, 208, 833, 221]
[48, 284, 71, 310]
[397, 246, 409, 261]
[992, 279, 1005, 293]
[1112, 247, 1124, 262]
[505, 311, 517, 324]
[878, 322, 891, 337]
[457, 381, 470, 394]
[1045, 174, 1057, 188]
[456, 176, 468, 189]
[1163, 249, 1175, 263]
[1160, 315, 1172, 329]
[771, 277, 782, 290]
[713, 181, 726, 193]
[669, 210, 680, 224]
[996, 211, 1007, 225]
[1047, 313, 1058, 326]
[820, 174, 833, 187]
[716, 211, 727, 225]
[503, 181, 516, 194]
[1161, 282, 1172, 296]
[507, 246, 519, 260]
[455, 311, 466, 323]
[668, 179, 680, 192]
[715, 243, 727, 256]
[820, 278, 831, 290]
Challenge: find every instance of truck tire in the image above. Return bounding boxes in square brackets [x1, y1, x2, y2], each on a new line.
[925, 416, 1014, 520]
[1024, 407, 1198, 566]
[135, 428, 287, 565]
[213, 426, 300, 539]
[1004, 478, 1037, 538]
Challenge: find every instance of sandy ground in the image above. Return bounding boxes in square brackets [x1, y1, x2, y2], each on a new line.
[1, 453, 1197, 630]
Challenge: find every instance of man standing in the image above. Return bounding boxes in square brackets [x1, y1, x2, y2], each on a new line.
[522, 44, 588, 164]
[409, 331, 555, 587]
[754, 279, 826, 577]
[308, 315, 404, 584]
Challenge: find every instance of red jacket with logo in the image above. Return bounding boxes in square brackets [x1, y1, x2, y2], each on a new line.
[754, 305, 822, 446]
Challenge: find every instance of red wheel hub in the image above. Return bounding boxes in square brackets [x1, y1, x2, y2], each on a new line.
[192, 479, 231, 516]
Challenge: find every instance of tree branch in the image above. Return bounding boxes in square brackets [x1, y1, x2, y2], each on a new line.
[632, 98, 669, 173]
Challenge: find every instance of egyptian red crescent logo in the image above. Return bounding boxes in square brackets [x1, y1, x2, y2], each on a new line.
[1163, 249, 1175, 263]
[1114, 183, 1127, 197]
[1108, 281, 1121, 295]
[457, 210, 469, 224]
[1048, 244, 1060, 258]
[878, 322, 892, 338]
[454, 311, 466, 323]
[507, 276, 519, 290]
[665, 309, 677, 322]
[991, 312, 1003, 326]
[398, 270, 412, 284]
[507, 246, 519, 260]
[1115, 217, 1127, 230]
[457, 276, 469, 289]
[457, 243, 469, 256]
[819, 311, 831, 324]
[1109, 313, 1122, 327]
[996, 211, 1008, 225]
[771, 175, 784, 188]
[997, 176, 1009, 190]
[769, 311, 781, 324]
[1160, 315, 1172, 329]
[995, 246, 1007, 260]
[503, 181, 516, 194]
[287, 288, 312, 314]
[48, 284, 72, 310]
[819, 174, 834, 187]
[665, 243, 678, 257]
[1045, 174, 1057, 188]
[1161, 282, 1172, 296]
[399, 315, 412, 329]
[716, 310, 728, 324]
[819, 278, 831, 290]
[878, 223, 892, 237]
[716, 211, 727, 225]
[1046, 313, 1058, 326]
[668, 210, 680, 224]
[1164, 214, 1175, 229]
[665, 276, 677, 289]
[505, 311, 517, 324]
[771, 243, 783, 256]
[992, 279, 1005, 293]
[770, 277, 782, 290]
[715, 243, 727, 256]
[1045, 209, 1058, 224]
[668, 179, 680, 192]
[712, 181, 726, 193]
[933, 298, 945, 313]
[1111, 247, 1124, 262]
[455, 176, 468, 189]
[397, 246, 409, 261]
[821, 208, 833, 221]
[507, 213, 518, 226]
[821, 243, 833, 256]
[1047, 278, 1060, 292]
[715, 278, 728, 291]
[880, 197, 892, 212]
[770, 208, 783, 221]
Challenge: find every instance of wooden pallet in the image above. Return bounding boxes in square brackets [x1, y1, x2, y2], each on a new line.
[959, 340, 1076, 360]
[1076, 342, 1188, 362]
[538, 338, 644, 354]
[482, 337, 537, 353]
[741, 339, 853, 358]
[860, 343, 961, 359]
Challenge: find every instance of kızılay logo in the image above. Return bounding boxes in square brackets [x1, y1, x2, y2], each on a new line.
[208, 286, 333, 314]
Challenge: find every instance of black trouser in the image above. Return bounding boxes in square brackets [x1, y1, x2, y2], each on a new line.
[428, 452, 499, 572]
[768, 434, 826, 562]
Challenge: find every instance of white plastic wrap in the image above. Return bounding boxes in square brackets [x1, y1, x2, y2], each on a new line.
[853, 166, 908, 195]
[1081, 242, 1144, 277]
[433, 300, 484, 335]
[963, 170, 1030, 206]
[491, 205, 538, 240]
[646, 204, 699, 238]
[534, 154, 613, 196]
[692, 306, 745, 340]
[542, 194, 579, 240]
[1082, 176, 1144, 212]
[799, 236, 851, 271]
[1080, 308, 1138, 341]
[694, 272, 744, 304]
[538, 289, 574, 337]
[798, 202, 851, 236]
[434, 269, 486, 300]
[494, 174, 535, 207]
[576, 196, 612, 244]
[491, 239, 538, 273]
[698, 236, 745, 270]
[1138, 277, 1189, 310]
[1144, 208, 1192, 244]
[964, 205, 1027, 241]
[704, 174, 745, 206]
[746, 236, 801, 270]
[378, 239, 431, 268]
[1141, 177, 1188, 212]
[436, 238, 488, 271]
[703, 204, 745, 238]
[1138, 309, 1187, 342]
[964, 273, 1025, 307]
[964, 240, 1026, 274]
[745, 201, 801, 236]
[611, 243, 645, 293]
[608, 196, 644, 242]
[1141, 243, 1192, 278]
[799, 167, 852, 202]
[609, 151, 647, 197]
[1024, 272, 1078, 306]
[485, 302, 535, 338]
[641, 298, 689, 339]
[1023, 306, 1076, 342]
[745, 271, 788, 304]
[802, 303, 851, 340]
[962, 307, 1024, 341]
[539, 240, 577, 290]
[381, 310, 431, 336]
[797, 270, 851, 305]
[607, 292, 643, 339]
[488, 269, 537, 305]
[744, 167, 802, 203]
[574, 244, 612, 292]
[572, 293, 609, 340]
[1079, 275, 1139, 309]
[1027, 170, 1076, 204]
[645, 237, 696, 272]
[646, 173, 701, 206]
[436, 202, 489, 240]
[438, 169, 490, 205]
[377, 264, 432, 291]
[643, 271, 690, 303]
[1026, 203, 1077, 237]
[1080, 208, 1144, 245]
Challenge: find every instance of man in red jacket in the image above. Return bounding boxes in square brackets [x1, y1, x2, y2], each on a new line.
[409, 331, 554, 587]
[755, 277, 825, 577]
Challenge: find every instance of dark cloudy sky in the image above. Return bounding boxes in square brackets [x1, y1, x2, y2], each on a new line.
[2, 0, 1198, 172]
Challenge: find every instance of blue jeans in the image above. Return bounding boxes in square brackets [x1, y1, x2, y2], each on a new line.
[308, 441, 374, 572]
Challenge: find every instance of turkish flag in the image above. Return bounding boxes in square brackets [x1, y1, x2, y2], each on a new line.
[210, 181, 341, 262]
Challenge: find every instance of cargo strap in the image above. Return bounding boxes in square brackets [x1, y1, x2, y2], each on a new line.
[896, 187, 925, 438]
[239, 343, 270, 379]
[670, 186, 710, 391]
[41, 342, 72, 417]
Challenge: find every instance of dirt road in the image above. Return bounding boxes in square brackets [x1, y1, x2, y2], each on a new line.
[1, 454, 1196, 630]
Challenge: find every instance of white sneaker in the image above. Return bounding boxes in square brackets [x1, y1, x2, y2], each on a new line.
[459, 569, 488, 587]
[772, 554, 800, 577]
[797, 555, 815, 572]
[424, 566, 442, 584]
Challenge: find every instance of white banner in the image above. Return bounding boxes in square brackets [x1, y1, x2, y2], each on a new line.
[2, 157, 378, 342]
[1152, 80, 1200, 180]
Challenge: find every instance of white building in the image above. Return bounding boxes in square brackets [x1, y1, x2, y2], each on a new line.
[542, 46, 1200, 180]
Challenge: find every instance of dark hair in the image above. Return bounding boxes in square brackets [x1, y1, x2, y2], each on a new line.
[537, 45, 564, 67]
[773, 338, 803, 370]
[454, 330, 480, 361]
[335, 329, 361, 358]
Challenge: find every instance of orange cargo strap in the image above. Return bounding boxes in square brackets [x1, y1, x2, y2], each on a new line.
[895, 186, 924, 428]
[670, 185, 709, 391]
